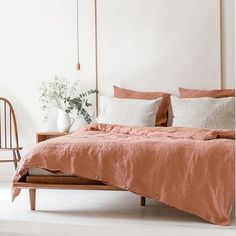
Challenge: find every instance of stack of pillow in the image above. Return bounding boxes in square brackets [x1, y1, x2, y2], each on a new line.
[98, 86, 235, 130]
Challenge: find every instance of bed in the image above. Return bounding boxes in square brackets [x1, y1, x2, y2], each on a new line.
[8, 0, 236, 226]
[12, 123, 235, 226]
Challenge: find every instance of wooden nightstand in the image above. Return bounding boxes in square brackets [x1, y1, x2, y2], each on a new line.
[36, 131, 70, 143]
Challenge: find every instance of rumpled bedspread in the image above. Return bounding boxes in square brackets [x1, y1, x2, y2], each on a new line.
[12, 124, 235, 225]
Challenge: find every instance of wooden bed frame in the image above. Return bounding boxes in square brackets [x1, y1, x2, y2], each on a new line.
[13, 132, 146, 211]
[13, 176, 146, 210]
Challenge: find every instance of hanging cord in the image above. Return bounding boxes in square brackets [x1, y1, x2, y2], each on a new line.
[76, 0, 80, 70]
[94, 0, 99, 117]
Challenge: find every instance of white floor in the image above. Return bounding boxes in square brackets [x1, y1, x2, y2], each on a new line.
[0, 182, 235, 236]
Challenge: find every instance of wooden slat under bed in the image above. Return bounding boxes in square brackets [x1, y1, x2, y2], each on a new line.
[14, 175, 123, 191]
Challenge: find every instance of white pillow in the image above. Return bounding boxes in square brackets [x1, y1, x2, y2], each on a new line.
[98, 96, 162, 127]
[170, 96, 235, 129]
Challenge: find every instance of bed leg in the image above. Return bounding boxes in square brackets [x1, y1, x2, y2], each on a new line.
[29, 189, 36, 211]
[140, 197, 146, 206]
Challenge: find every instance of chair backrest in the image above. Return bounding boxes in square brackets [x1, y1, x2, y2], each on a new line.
[0, 97, 20, 149]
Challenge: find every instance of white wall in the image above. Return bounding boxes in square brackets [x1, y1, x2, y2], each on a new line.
[222, 0, 235, 88]
[0, 0, 234, 180]
[98, 0, 221, 95]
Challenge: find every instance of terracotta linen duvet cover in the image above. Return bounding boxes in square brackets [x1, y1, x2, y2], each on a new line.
[12, 124, 235, 225]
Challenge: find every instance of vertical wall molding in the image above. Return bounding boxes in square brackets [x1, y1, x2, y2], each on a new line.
[94, 0, 99, 117]
[220, 0, 224, 89]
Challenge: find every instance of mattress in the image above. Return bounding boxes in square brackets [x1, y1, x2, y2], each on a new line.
[27, 168, 104, 185]
[28, 168, 74, 176]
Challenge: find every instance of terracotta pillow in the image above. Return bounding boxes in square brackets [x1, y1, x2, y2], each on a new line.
[179, 87, 235, 98]
[113, 86, 171, 126]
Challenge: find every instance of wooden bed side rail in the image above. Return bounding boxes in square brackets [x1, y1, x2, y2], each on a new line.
[13, 182, 124, 191]
[13, 182, 146, 210]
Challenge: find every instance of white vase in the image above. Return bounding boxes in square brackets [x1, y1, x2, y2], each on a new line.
[56, 109, 75, 132]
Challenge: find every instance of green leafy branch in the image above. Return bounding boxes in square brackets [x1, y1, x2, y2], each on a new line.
[65, 89, 97, 123]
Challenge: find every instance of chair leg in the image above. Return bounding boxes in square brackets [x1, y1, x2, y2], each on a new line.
[12, 150, 18, 170]
[16, 150, 21, 161]
[29, 189, 36, 211]
[140, 197, 146, 206]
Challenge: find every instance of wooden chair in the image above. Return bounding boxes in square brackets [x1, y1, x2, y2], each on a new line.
[0, 97, 22, 169]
